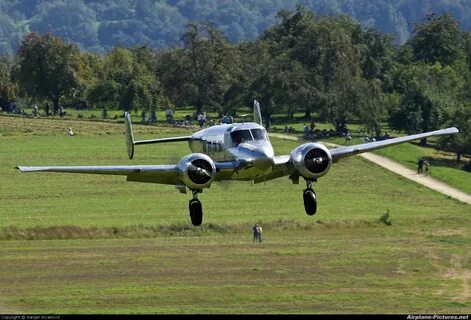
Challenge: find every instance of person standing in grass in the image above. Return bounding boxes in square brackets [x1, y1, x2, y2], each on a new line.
[309, 119, 316, 133]
[257, 224, 263, 242]
[252, 224, 263, 242]
[417, 157, 424, 174]
[252, 224, 258, 242]
[424, 160, 430, 175]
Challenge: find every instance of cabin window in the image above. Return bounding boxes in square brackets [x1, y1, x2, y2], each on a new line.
[231, 130, 252, 145]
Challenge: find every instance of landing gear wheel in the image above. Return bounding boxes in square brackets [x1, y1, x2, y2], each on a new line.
[189, 198, 203, 226]
[303, 188, 317, 216]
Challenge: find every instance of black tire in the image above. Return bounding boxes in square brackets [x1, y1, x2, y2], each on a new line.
[189, 199, 203, 226]
[303, 188, 317, 216]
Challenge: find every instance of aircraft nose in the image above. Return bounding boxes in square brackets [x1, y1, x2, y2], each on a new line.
[252, 147, 274, 171]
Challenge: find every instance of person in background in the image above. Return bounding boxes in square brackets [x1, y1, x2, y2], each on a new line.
[417, 157, 424, 174]
[424, 159, 430, 175]
[197, 113, 204, 127]
[257, 224, 263, 242]
[309, 119, 316, 133]
[252, 224, 260, 242]
[345, 131, 352, 143]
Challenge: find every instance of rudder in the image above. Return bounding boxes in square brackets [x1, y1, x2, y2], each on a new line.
[125, 112, 135, 159]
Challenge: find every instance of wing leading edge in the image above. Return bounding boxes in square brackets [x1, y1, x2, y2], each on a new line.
[257, 127, 459, 183]
[329, 127, 459, 160]
[16, 161, 243, 185]
[17, 165, 181, 185]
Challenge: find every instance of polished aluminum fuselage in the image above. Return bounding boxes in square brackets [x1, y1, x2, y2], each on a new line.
[188, 122, 275, 181]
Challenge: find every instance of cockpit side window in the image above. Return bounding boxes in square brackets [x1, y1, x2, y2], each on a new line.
[230, 130, 252, 146]
[250, 129, 266, 141]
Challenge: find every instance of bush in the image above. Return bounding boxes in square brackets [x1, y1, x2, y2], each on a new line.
[379, 210, 392, 226]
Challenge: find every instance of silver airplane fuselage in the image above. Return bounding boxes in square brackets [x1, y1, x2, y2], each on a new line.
[188, 122, 275, 180]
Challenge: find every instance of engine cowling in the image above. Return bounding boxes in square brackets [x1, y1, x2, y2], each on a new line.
[177, 153, 216, 189]
[290, 143, 332, 179]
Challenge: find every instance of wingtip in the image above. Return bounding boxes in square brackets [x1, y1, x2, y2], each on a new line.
[16, 166, 39, 172]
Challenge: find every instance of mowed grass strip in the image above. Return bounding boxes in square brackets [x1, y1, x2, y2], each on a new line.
[0, 226, 470, 314]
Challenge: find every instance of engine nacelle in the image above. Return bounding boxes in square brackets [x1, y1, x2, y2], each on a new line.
[177, 153, 216, 190]
[290, 143, 332, 179]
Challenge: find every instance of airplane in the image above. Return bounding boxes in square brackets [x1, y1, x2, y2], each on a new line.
[17, 100, 459, 226]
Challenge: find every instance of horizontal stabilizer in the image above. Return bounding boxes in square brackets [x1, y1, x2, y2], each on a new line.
[124, 112, 191, 160]
[133, 136, 192, 145]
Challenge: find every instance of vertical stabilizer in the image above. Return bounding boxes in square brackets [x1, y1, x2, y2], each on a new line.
[125, 112, 135, 159]
[253, 100, 262, 125]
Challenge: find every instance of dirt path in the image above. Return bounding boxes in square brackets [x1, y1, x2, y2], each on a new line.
[269, 133, 471, 204]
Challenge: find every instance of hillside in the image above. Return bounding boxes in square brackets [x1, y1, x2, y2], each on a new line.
[1, 0, 471, 54]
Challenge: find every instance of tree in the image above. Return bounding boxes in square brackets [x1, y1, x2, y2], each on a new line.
[389, 62, 465, 143]
[0, 56, 16, 102]
[301, 17, 364, 129]
[243, 40, 285, 130]
[161, 23, 240, 114]
[14, 33, 82, 114]
[87, 47, 162, 112]
[438, 104, 471, 167]
[410, 13, 465, 66]
[261, 6, 320, 119]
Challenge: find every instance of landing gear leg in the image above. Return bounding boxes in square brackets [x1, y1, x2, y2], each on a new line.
[303, 180, 317, 216]
[189, 190, 203, 226]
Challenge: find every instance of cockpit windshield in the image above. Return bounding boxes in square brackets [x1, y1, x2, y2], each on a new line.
[251, 129, 266, 141]
[231, 130, 252, 145]
[230, 128, 267, 146]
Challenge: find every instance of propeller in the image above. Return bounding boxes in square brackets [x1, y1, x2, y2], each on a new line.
[304, 148, 330, 173]
[187, 158, 214, 184]
[188, 163, 212, 178]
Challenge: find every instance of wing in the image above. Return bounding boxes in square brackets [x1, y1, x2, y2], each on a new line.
[17, 165, 181, 185]
[16, 161, 243, 185]
[329, 127, 459, 160]
[256, 127, 459, 183]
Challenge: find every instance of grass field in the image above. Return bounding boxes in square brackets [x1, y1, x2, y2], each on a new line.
[374, 142, 471, 195]
[0, 115, 470, 314]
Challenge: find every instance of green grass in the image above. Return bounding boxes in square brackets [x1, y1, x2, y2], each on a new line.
[0, 115, 470, 313]
[1, 227, 470, 313]
[374, 142, 471, 194]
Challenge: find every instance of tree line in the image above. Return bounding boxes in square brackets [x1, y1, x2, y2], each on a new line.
[1, 0, 471, 54]
[0, 7, 470, 162]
